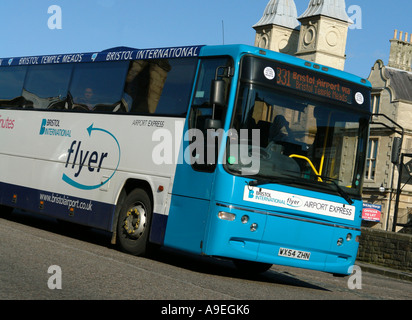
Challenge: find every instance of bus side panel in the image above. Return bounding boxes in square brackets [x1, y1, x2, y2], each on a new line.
[163, 118, 216, 253]
[163, 194, 210, 254]
[0, 179, 115, 230]
[149, 212, 169, 245]
[0, 110, 182, 233]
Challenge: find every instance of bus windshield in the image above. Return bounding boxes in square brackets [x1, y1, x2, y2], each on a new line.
[226, 82, 369, 197]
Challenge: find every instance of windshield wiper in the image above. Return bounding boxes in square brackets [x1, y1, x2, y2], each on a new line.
[318, 175, 353, 205]
[248, 178, 277, 187]
[247, 172, 299, 187]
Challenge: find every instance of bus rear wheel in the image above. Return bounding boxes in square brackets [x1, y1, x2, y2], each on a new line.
[117, 189, 152, 256]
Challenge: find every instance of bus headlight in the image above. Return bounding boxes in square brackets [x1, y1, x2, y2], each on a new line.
[218, 211, 236, 221]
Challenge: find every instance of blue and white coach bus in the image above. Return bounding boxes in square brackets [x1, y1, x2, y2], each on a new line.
[0, 44, 371, 275]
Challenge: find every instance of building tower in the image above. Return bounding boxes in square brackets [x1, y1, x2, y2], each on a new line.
[253, 0, 300, 55]
[295, 0, 352, 70]
[388, 30, 412, 72]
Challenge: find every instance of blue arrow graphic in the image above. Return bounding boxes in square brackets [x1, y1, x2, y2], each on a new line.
[62, 123, 121, 190]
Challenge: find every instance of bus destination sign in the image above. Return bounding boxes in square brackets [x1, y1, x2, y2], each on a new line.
[275, 65, 353, 104]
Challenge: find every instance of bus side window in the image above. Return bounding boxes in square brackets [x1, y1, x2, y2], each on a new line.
[0, 67, 27, 109]
[124, 58, 197, 116]
[189, 58, 232, 131]
[124, 60, 170, 114]
[189, 57, 233, 172]
[69, 61, 129, 112]
[23, 64, 72, 110]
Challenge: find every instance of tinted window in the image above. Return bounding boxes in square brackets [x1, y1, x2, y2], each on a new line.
[23, 64, 73, 109]
[188, 57, 233, 172]
[0, 58, 198, 114]
[0, 67, 26, 102]
[189, 57, 232, 130]
[124, 58, 197, 116]
[70, 61, 129, 112]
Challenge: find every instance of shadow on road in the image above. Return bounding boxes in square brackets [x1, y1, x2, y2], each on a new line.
[1, 208, 328, 292]
[149, 248, 329, 292]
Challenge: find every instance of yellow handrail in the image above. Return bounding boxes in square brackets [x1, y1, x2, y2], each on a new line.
[289, 154, 323, 182]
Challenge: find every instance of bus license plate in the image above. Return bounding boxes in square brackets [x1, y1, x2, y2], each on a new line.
[278, 248, 311, 261]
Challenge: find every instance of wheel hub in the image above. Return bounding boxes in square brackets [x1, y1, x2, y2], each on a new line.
[123, 204, 146, 239]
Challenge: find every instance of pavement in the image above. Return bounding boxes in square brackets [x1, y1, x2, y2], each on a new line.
[356, 262, 412, 282]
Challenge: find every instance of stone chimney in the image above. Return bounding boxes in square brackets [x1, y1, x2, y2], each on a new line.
[388, 29, 412, 71]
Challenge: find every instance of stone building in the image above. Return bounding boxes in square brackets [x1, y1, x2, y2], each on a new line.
[253, 0, 352, 70]
[365, 30, 412, 231]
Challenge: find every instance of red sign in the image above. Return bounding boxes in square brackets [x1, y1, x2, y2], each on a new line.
[362, 203, 382, 222]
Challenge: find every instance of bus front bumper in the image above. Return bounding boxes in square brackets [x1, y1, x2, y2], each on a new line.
[204, 202, 361, 275]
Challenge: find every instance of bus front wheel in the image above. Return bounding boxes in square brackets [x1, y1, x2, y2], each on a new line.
[117, 189, 152, 256]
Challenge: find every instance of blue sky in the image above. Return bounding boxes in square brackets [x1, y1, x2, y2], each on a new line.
[0, 0, 411, 78]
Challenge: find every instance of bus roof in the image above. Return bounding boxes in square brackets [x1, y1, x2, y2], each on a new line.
[0, 44, 370, 88]
[201, 44, 371, 88]
[0, 45, 204, 67]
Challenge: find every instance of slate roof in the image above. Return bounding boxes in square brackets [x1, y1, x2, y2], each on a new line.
[253, 0, 300, 30]
[385, 66, 412, 102]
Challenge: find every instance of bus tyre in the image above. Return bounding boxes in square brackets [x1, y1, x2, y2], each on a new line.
[117, 189, 152, 256]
